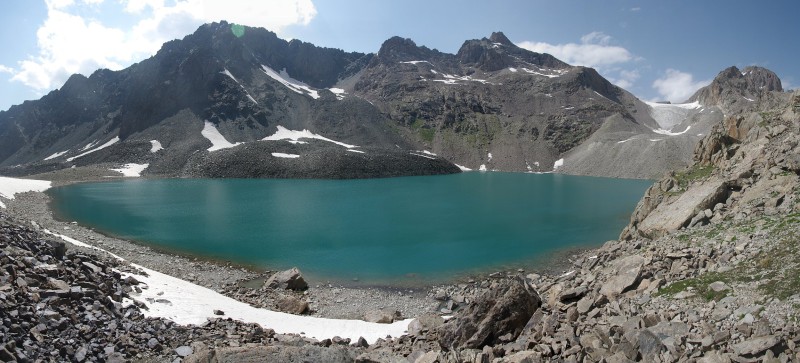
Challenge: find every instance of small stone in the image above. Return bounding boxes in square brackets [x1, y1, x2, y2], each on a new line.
[708, 281, 729, 292]
[213, 309, 224, 315]
[74, 346, 88, 362]
[175, 345, 193, 357]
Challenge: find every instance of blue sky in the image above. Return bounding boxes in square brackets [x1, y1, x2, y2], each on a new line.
[0, 0, 797, 112]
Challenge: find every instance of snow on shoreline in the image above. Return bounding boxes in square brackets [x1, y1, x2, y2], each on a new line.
[202, 121, 242, 151]
[43, 228, 413, 343]
[0, 172, 415, 343]
[110, 163, 149, 177]
[0, 176, 52, 208]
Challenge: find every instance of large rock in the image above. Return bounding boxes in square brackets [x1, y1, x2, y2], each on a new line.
[275, 295, 309, 314]
[600, 255, 645, 298]
[264, 268, 308, 291]
[407, 314, 445, 336]
[636, 179, 729, 238]
[434, 278, 540, 349]
[731, 335, 780, 357]
[363, 309, 400, 324]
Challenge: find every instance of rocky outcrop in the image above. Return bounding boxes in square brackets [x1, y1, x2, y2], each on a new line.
[264, 267, 308, 291]
[689, 66, 784, 114]
[433, 278, 540, 349]
[622, 89, 797, 240]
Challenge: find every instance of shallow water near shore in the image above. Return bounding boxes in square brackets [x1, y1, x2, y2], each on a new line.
[48, 173, 651, 284]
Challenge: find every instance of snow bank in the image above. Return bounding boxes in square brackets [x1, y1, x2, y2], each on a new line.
[432, 73, 492, 85]
[44, 150, 69, 161]
[149, 140, 163, 153]
[479, 164, 487, 172]
[271, 153, 300, 159]
[553, 158, 564, 170]
[409, 152, 436, 160]
[67, 137, 120, 162]
[110, 163, 149, 177]
[261, 65, 320, 99]
[0, 176, 52, 208]
[644, 101, 701, 130]
[328, 88, 346, 100]
[262, 125, 357, 148]
[44, 230, 412, 343]
[346, 149, 365, 154]
[399, 60, 431, 65]
[652, 125, 691, 136]
[221, 69, 238, 84]
[455, 164, 472, 171]
[521, 67, 563, 78]
[202, 121, 242, 152]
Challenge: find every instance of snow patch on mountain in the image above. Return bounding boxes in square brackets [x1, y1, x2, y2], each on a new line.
[149, 140, 163, 153]
[410, 152, 436, 160]
[44, 150, 69, 161]
[67, 137, 120, 161]
[261, 65, 320, 99]
[262, 126, 357, 148]
[271, 153, 300, 159]
[221, 69, 238, 84]
[202, 121, 242, 152]
[652, 125, 692, 136]
[328, 88, 346, 100]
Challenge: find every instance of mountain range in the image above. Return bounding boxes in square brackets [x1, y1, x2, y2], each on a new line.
[0, 21, 786, 179]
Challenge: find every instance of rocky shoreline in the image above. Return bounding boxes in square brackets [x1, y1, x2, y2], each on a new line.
[3, 91, 800, 362]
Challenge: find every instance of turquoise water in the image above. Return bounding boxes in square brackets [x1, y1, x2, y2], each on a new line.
[48, 173, 651, 284]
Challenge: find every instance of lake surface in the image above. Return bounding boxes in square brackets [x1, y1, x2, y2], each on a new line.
[49, 173, 652, 284]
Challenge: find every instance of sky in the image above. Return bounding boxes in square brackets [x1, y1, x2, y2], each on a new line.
[0, 0, 797, 112]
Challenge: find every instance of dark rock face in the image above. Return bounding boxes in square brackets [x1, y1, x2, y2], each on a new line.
[434, 278, 541, 350]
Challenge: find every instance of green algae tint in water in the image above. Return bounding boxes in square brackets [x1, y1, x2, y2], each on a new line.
[49, 173, 651, 284]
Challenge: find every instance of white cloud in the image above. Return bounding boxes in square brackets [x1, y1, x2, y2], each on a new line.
[9, 0, 317, 92]
[630, 7, 641, 11]
[652, 69, 711, 103]
[609, 69, 640, 89]
[0, 65, 14, 74]
[517, 31, 633, 67]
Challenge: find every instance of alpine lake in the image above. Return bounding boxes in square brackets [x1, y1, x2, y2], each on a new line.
[48, 172, 652, 285]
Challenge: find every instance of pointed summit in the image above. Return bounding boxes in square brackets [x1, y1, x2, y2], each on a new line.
[690, 65, 782, 107]
[489, 31, 513, 46]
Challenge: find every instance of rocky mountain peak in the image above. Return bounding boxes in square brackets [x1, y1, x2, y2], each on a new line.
[376, 36, 432, 63]
[740, 66, 783, 92]
[690, 65, 783, 110]
[489, 31, 513, 46]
